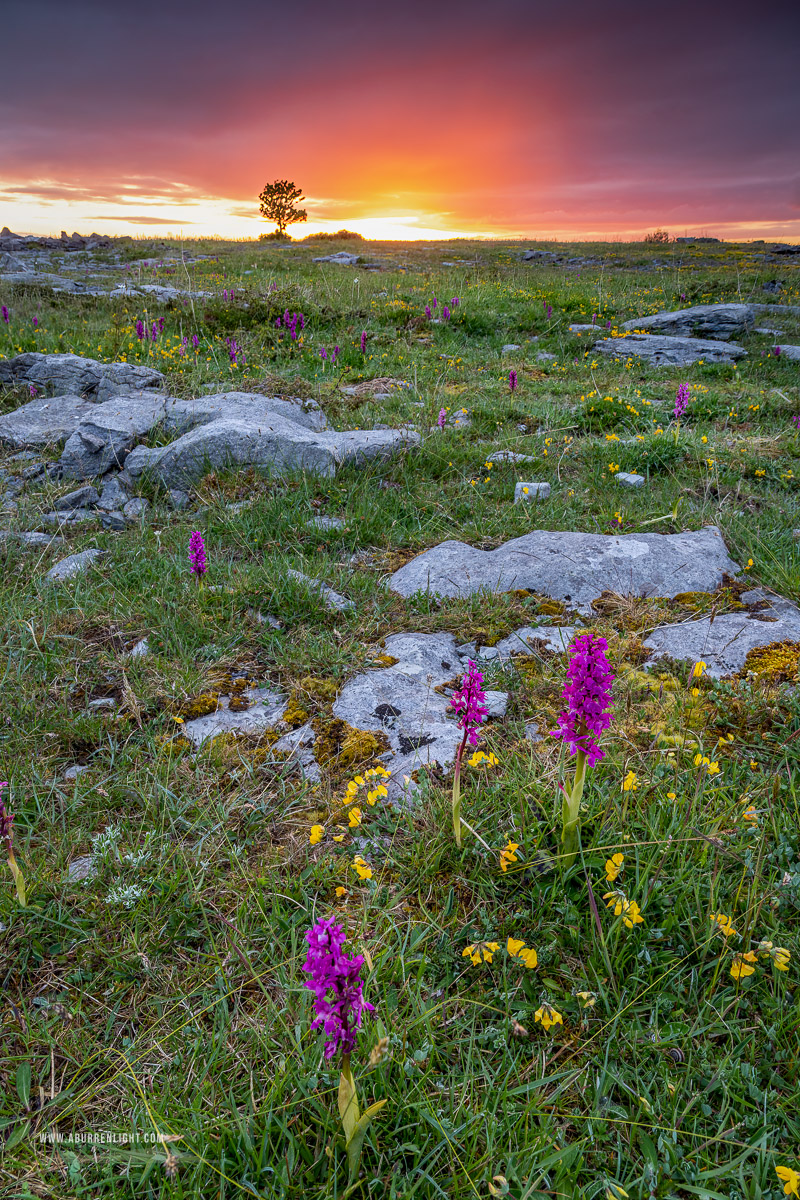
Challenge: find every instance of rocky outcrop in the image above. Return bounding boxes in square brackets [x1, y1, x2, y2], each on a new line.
[621, 304, 755, 340]
[592, 334, 746, 367]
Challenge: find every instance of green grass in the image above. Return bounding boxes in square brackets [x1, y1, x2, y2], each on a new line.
[1, 237, 799, 1199]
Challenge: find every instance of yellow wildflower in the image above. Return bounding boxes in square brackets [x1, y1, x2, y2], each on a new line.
[605, 852, 624, 882]
[506, 937, 526, 957]
[694, 754, 721, 776]
[534, 1003, 563, 1030]
[691, 660, 707, 678]
[758, 941, 791, 971]
[462, 940, 500, 966]
[519, 947, 538, 969]
[499, 840, 520, 873]
[666, 791, 677, 800]
[776, 1167, 800, 1198]
[468, 750, 499, 768]
[347, 807, 362, 828]
[622, 771, 638, 792]
[606, 1185, 629, 1200]
[710, 912, 737, 937]
[622, 901, 644, 928]
[352, 855, 373, 880]
[309, 824, 325, 846]
[335, 886, 347, 898]
[730, 950, 758, 981]
[576, 990, 597, 1008]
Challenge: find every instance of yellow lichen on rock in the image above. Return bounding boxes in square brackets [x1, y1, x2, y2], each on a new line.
[312, 716, 389, 771]
[740, 640, 800, 684]
[176, 693, 220, 720]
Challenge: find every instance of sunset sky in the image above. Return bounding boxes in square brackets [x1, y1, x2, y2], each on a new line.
[2, 0, 798, 242]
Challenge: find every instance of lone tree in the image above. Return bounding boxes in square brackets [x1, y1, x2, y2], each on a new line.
[258, 180, 307, 237]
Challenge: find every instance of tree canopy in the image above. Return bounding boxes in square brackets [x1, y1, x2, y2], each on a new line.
[258, 180, 307, 237]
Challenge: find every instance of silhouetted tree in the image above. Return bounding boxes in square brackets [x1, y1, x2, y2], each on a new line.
[258, 180, 307, 237]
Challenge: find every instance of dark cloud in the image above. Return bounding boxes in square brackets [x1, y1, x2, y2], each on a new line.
[1, 0, 798, 234]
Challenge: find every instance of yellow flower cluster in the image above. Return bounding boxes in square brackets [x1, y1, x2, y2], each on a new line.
[346, 765, 390, 805]
[506, 937, 538, 969]
[468, 750, 499, 768]
[534, 1003, 563, 1030]
[694, 754, 721, 776]
[499, 840, 519, 873]
[605, 852, 624, 882]
[603, 891, 644, 928]
[462, 941, 499, 965]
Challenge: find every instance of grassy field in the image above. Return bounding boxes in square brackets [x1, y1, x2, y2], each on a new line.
[1, 236, 799, 1199]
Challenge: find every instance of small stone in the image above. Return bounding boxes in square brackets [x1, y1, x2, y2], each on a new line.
[501, 344, 521, 353]
[100, 510, 127, 531]
[168, 488, 190, 510]
[40, 511, 97, 526]
[288, 568, 355, 612]
[65, 855, 96, 882]
[54, 484, 100, 511]
[515, 481, 551, 502]
[64, 764, 89, 781]
[44, 548, 103, 582]
[128, 637, 149, 658]
[123, 497, 149, 520]
[21, 463, 46, 480]
[456, 641, 477, 658]
[536, 352, 557, 362]
[247, 608, 282, 628]
[615, 472, 645, 488]
[489, 451, 537, 464]
[524, 721, 540, 740]
[0, 530, 63, 548]
[306, 515, 346, 531]
[88, 697, 116, 711]
[97, 477, 129, 511]
[485, 691, 508, 718]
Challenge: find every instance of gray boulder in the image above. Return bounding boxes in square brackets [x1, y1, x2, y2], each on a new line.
[514, 481, 550, 502]
[125, 419, 419, 488]
[592, 334, 746, 367]
[59, 392, 174, 478]
[621, 303, 755, 340]
[0, 353, 164, 400]
[123, 498, 149, 520]
[54, 485, 99, 511]
[774, 345, 800, 361]
[389, 527, 739, 613]
[0, 531, 64, 548]
[44, 548, 103, 583]
[312, 251, 360, 265]
[643, 590, 800, 677]
[97, 477, 130, 511]
[0, 394, 97, 449]
[181, 685, 287, 748]
[616, 472, 646, 489]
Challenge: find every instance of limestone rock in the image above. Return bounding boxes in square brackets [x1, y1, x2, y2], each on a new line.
[54, 485, 99, 511]
[288, 568, 354, 612]
[44, 547, 103, 583]
[774, 345, 800, 361]
[592, 334, 746, 367]
[622, 303, 755, 340]
[312, 251, 360, 265]
[643, 590, 800, 677]
[123, 498, 149, 521]
[332, 632, 508, 799]
[0, 394, 97, 449]
[389, 527, 739, 613]
[65, 854, 96, 882]
[514, 481, 550, 502]
[181, 686, 287, 748]
[616, 472, 645, 488]
[306, 515, 346, 531]
[0, 352, 164, 400]
[100, 511, 127, 531]
[488, 451, 537, 464]
[489, 626, 579, 657]
[502, 344, 521, 353]
[272, 722, 321, 781]
[0, 530, 64, 548]
[97, 477, 130, 512]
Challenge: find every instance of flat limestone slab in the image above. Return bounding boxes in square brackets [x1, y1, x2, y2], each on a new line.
[0, 353, 164, 400]
[182, 686, 288, 748]
[643, 590, 800, 677]
[333, 632, 507, 799]
[389, 527, 739, 613]
[592, 334, 747, 367]
[622, 303, 755, 341]
[0, 394, 96, 448]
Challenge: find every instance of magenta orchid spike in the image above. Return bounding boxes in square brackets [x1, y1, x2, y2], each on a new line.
[188, 531, 207, 581]
[303, 918, 374, 1060]
[509, 369, 517, 393]
[450, 661, 489, 848]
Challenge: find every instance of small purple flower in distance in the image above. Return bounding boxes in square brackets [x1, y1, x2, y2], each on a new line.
[680, 293, 686, 301]
[299, 313, 305, 330]
[673, 382, 690, 420]
[437, 407, 447, 429]
[158, 317, 165, 333]
[332, 345, 340, 364]
[451, 296, 459, 306]
[191, 334, 199, 349]
[792, 414, 800, 430]
[774, 346, 782, 357]
[432, 298, 438, 309]
[2, 305, 10, 323]
[592, 313, 597, 325]
[551, 633, 614, 767]
[151, 322, 158, 341]
[32, 317, 38, 329]
[223, 288, 228, 301]
[303, 917, 374, 1059]
[542, 300, 547, 311]
[0, 782, 13, 850]
[275, 316, 282, 328]
[188, 531, 207, 580]
[451, 660, 488, 747]
[319, 347, 327, 361]
[547, 304, 552, 318]
[606, 320, 612, 329]
[425, 305, 432, 319]
[29, 384, 37, 398]
[360, 330, 367, 353]
[284, 310, 291, 327]
[509, 368, 518, 393]
[443, 305, 451, 321]
[135, 320, 145, 339]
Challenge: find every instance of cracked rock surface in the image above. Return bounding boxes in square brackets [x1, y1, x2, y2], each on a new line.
[389, 527, 739, 613]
